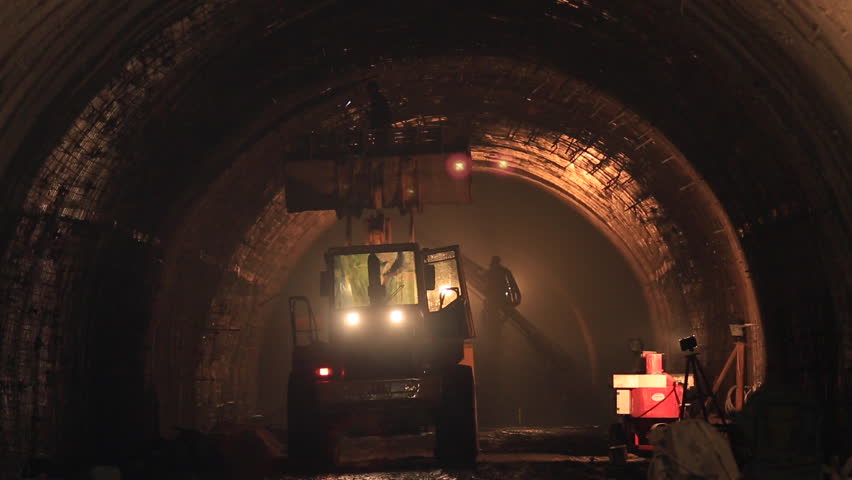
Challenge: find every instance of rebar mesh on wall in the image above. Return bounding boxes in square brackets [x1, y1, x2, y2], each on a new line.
[0, 1, 233, 467]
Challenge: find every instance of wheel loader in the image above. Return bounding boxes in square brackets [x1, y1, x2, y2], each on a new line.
[287, 241, 477, 468]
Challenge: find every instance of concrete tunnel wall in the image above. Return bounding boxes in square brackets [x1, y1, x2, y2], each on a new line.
[0, 0, 849, 468]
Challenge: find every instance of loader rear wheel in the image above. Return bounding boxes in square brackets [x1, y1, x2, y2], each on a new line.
[287, 375, 340, 471]
[435, 364, 478, 467]
[287, 424, 339, 471]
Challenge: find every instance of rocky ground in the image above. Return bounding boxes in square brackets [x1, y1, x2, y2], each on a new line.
[278, 426, 648, 480]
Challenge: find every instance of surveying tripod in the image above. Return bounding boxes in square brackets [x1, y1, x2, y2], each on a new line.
[679, 351, 727, 424]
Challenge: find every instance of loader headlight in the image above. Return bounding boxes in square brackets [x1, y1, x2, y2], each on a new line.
[390, 310, 404, 324]
[345, 312, 360, 326]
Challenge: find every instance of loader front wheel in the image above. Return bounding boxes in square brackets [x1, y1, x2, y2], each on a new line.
[287, 375, 340, 471]
[435, 364, 478, 467]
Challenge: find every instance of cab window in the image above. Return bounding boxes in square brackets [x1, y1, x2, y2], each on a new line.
[332, 251, 418, 308]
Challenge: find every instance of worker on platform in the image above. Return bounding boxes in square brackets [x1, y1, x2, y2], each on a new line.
[366, 80, 391, 129]
[484, 256, 521, 309]
[366, 80, 391, 153]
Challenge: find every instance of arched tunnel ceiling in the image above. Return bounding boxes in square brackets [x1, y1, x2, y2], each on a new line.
[0, 0, 850, 464]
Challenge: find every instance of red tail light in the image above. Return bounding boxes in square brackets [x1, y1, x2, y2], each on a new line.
[316, 367, 332, 377]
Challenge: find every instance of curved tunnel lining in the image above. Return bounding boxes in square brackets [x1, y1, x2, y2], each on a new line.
[10, 1, 844, 460]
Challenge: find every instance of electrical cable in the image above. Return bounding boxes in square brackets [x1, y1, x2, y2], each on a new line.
[725, 384, 757, 414]
[636, 383, 678, 418]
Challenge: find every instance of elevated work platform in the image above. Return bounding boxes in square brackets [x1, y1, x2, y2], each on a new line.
[284, 125, 472, 213]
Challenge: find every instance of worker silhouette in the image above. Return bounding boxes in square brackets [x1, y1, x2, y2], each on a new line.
[366, 81, 391, 129]
[480, 256, 521, 426]
[366, 80, 391, 154]
[484, 256, 521, 308]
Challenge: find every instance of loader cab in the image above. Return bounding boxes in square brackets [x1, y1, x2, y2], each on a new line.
[318, 243, 474, 343]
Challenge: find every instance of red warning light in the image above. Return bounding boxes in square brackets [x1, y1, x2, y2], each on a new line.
[446, 153, 472, 180]
[316, 367, 331, 377]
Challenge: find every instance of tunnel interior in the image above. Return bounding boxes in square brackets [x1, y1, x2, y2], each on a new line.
[0, 0, 849, 470]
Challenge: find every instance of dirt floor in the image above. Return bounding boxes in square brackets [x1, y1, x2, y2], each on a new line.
[278, 426, 648, 480]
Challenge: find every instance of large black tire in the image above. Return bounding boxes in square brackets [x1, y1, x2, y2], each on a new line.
[287, 375, 340, 471]
[435, 364, 478, 467]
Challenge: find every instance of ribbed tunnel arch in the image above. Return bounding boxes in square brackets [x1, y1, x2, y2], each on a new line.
[0, 0, 849, 468]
